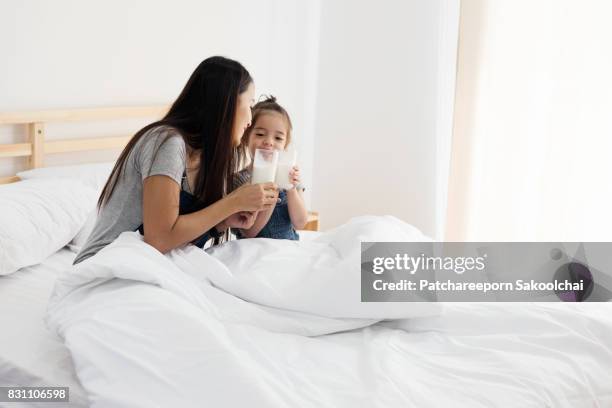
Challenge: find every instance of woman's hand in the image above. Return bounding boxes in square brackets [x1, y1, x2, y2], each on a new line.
[224, 211, 257, 229]
[228, 183, 279, 212]
[289, 165, 301, 187]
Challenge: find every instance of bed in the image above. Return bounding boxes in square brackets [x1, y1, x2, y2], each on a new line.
[0, 248, 88, 407]
[0, 236, 324, 408]
[1, 107, 611, 408]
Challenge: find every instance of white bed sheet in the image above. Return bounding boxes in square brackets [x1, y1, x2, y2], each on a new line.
[45, 216, 612, 408]
[0, 231, 318, 408]
[0, 248, 88, 407]
[5, 221, 612, 407]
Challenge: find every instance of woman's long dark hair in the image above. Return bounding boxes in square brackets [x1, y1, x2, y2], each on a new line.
[98, 56, 253, 217]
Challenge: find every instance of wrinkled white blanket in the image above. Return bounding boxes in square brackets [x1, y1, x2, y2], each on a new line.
[46, 216, 612, 407]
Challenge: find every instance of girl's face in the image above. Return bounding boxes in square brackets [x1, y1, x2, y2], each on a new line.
[232, 82, 256, 147]
[247, 112, 288, 156]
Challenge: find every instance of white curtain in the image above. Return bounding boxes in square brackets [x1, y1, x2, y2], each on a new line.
[447, 0, 612, 241]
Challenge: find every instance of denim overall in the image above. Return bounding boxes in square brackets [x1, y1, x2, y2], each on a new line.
[236, 189, 299, 241]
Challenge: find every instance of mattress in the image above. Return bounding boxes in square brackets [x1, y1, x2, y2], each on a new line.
[297, 229, 321, 241]
[0, 248, 88, 407]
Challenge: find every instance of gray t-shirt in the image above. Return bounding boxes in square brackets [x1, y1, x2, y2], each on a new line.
[73, 125, 186, 264]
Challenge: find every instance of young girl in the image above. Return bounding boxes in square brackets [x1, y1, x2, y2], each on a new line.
[234, 96, 308, 240]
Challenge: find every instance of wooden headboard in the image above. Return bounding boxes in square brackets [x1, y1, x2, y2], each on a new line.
[0, 105, 320, 230]
[0, 106, 168, 184]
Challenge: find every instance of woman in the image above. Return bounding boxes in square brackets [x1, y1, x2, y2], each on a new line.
[74, 56, 278, 264]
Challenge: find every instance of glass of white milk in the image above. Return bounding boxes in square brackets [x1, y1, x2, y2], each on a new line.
[275, 149, 297, 190]
[251, 148, 279, 184]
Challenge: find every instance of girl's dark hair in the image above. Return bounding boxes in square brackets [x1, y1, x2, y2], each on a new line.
[238, 95, 292, 166]
[99, 56, 252, 225]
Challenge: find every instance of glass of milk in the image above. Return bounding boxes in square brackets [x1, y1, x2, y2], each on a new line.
[275, 149, 297, 190]
[251, 148, 279, 184]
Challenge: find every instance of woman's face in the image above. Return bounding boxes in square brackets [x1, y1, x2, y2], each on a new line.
[247, 112, 288, 157]
[232, 82, 256, 147]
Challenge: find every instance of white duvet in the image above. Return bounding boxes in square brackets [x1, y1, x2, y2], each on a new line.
[46, 216, 612, 407]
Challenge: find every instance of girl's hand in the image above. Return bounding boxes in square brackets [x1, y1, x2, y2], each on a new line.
[228, 183, 278, 212]
[224, 211, 257, 229]
[289, 165, 301, 187]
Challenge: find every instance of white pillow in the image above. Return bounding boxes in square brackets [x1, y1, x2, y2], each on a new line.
[67, 209, 98, 253]
[16, 163, 112, 252]
[0, 178, 98, 275]
[17, 162, 114, 192]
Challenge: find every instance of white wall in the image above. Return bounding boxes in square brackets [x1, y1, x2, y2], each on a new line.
[0, 0, 320, 206]
[1, 0, 460, 236]
[312, 0, 459, 237]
